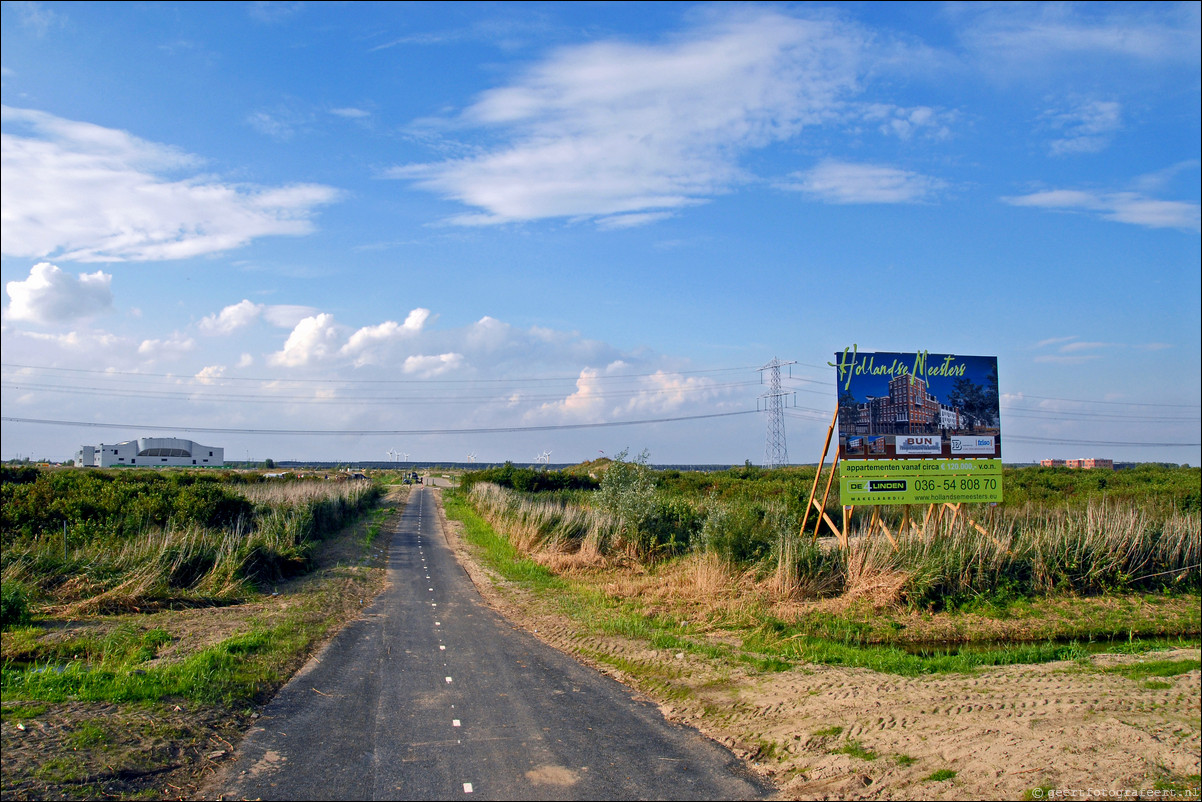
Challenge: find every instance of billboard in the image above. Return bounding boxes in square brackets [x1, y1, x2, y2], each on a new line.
[839, 459, 1003, 505]
[832, 347, 1002, 506]
[831, 348, 1001, 460]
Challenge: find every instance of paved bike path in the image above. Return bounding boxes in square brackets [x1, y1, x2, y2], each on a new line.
[215, 486, 773, 800]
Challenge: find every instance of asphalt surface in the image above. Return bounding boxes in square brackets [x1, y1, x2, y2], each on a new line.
[215, 486, 774, 801]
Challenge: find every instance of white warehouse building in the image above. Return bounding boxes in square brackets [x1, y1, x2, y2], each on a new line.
[77, 437, 224, 468]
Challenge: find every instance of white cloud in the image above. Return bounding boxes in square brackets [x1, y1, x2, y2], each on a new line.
[530, 363, 724, 422]
[195, 365, 226, 384]
[391, 9, 866, 225]
[5, 326, 126, 353]
[199, 299, 263, 335]
[246, 104, 316, 141]
[257, 308, 613, 377]
[138, 333, 196, 361]
[341, 309, 432, 366]
[1004, 188, 1201, 232]
[1, 106, 341, 262]
[953, 3, 1202, 68]
[401, 307, 432, 332]
[1132, 160, 1202, 194]
[343, 321, 403, 354]
[262, 304, 321, 328]
[4, 262, 113, 324]
[534, 366, 608, 420]
[268, 313, 343, 367]
[617, 370, 721, 416]
[1060, 341, 1114, 353]
[595, 212, 677, 230]
[199, 300, 324, 334]
[330, 107, 370, 119]
[1033, 336, 1079, 350]
[9, 1, 64, 37]
[1031, 336, 1173, 365]
[783, 160, 945, 204]
[1045, 99, 1122, 156]
[402, 353, 463, 378]
[860, 103, 955, 141]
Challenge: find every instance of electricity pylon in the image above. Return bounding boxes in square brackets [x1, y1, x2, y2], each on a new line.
[759, 357, 796, 468]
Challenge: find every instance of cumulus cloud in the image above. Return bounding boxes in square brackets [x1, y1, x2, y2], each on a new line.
[199, 299, 263, 335]
[1004, 187, 1200, 232]
[533, 366, 608, 420]
[391, 9, 867, 225]
[261, 304, 321, 328]
[617, 370, 722, 415]
[137, 333, 196, 361]
[4, 261, 113, 324]
[530, 363, 724, 422]
[401, 307, 432, 332]
[268, 313, 344, 367]
[402, 353, 464, 378]
[195, 364, 226, 384]
[782, 160, 945, 204]
[199, 300, 322, 334]
[341, 309, 433, 366]
[1, 105, 341, 262]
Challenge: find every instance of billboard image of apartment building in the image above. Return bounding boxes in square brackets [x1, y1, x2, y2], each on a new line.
[833, 349, 1000, 460]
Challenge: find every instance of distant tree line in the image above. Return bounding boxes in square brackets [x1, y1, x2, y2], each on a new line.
[459, 461, 599, 493]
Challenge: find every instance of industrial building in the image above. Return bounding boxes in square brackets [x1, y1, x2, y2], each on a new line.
[76, 437, 224, 468]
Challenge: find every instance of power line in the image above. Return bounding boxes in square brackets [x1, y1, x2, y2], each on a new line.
[1004, 435, 1200, 448]
[0, 379, 759, 407]
[1010, 393, 1200, 409]
[1, 410, 759, 437]
[1, 362, 759, 386]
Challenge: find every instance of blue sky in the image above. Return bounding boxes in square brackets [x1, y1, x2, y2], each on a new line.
[2, 1, 1199, 466]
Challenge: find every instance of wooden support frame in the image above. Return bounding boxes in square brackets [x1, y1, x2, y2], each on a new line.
[799, 408, 844, 545]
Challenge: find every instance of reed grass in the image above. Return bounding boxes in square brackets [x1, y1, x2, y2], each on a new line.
[1, 479, 381, 616]
[840, 502, 1200, 609]
[464, 481, 1199, 610]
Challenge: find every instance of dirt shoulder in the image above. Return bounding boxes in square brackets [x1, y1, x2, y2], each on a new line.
[432, 489, 1202, 801]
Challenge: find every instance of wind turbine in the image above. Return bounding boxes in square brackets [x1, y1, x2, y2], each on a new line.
[536, 450, 552, 465]
[466, 452, 477, 464]
[401, 452, 409, 463]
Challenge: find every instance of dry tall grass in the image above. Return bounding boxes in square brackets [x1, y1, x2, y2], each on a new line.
[468, 482, 622, 565]
[839, 502, 1200, 607]
[466, 482, 1200, 611]
[3, 480, 380, 614]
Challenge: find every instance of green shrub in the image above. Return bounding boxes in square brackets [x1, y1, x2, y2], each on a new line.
[701, 500, 777, 564]
[172, 483, 253, 530]
[635, 496, 703, 558]
[1, 583, 33, 630]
